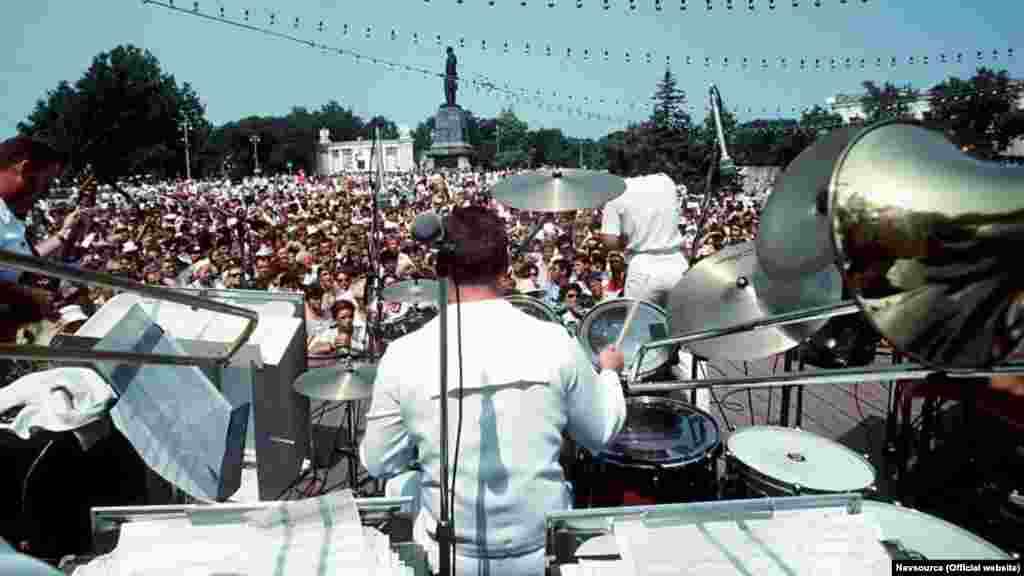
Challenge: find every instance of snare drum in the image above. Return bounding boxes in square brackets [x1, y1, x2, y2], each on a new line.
[577, 298, 674, 380]
[505, 294, 561, 324]
[725, 426, 876, 497]
[575, 396, 721, 507]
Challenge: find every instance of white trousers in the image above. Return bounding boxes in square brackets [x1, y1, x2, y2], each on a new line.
[625, 252, 709, 412]
[385, 470, 547, 576]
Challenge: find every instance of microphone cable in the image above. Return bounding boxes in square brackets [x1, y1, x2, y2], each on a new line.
[448, 245, 466, 576]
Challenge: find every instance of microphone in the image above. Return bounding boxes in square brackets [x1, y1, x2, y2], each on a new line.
[411, 212, 445, 244]
[709, 85, 736, 177]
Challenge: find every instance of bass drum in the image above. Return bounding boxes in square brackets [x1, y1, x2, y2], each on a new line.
[575, 396, 721, 507]
[577, 298, 674, 381]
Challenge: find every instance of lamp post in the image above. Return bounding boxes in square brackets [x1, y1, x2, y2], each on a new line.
[249, 135, 262, 175]
[180, 119, 192, 181]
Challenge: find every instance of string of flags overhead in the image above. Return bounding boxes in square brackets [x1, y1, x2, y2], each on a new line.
[147, 0, 1018, 125]
[146, 0, 637, 123]
[415, 0, 871, 12]
[158, 0, 1013, 74]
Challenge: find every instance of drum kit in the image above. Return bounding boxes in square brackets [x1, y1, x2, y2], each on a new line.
[285, 122, 1023, 559]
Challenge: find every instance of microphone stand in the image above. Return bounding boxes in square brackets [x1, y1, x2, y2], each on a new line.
[239, 193, 255, 289]
[435, 273, 453, 576]
[690, 145, 719, 264]
[690, 84, 731, 263]
[367, 127, 385, 359]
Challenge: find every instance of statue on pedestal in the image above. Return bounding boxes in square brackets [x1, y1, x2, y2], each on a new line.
[444, 47, 458, 107]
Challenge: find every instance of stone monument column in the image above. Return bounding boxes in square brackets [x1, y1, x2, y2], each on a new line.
[426, 47, 474, 170]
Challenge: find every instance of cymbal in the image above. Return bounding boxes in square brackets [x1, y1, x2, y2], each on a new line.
[668, 241, 834, 361]
[755, 126, 860, 280]
[292, 363, 378, 402]
[381, 279, 440, 304]
[490, 169, 626, 212]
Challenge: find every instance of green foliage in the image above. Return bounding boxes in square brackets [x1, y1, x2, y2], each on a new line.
[650, 68, 691, 132]
[799, 105, 845, 136]
[18, 44, 208, 181]
[925, 68, 1024, 159]
[859, 80, 920, 123]
[363, 115, 399, 140]
[412, 118, 434, 163]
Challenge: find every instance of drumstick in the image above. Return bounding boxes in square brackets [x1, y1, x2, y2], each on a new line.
[614, 300, 642, 350]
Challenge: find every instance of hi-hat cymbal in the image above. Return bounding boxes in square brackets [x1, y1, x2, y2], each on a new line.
[293, 363, 378, 402]
[491, 169, 626, 212]
[755, 126, 861, 280]
[669, 241, 836, 361]
[381, 279, 440, 304]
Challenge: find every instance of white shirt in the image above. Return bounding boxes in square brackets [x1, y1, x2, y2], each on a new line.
[309, 319, 368, 352]
[0, 198, 32, 284]
[601, 173, 684, 262]
[361, 299, 625, 563]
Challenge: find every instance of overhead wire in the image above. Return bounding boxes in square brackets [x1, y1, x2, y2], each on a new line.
[148, 1, 1016, 124]
[144, 0, 629, 123]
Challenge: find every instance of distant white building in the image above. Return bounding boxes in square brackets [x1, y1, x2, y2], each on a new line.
[826, 82, 1024, 156]
[315, 128, 415, 175]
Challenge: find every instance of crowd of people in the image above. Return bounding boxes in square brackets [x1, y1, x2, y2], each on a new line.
[13, 165, 768, 357]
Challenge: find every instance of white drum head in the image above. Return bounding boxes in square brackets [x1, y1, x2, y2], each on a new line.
[727, 426, 875, 493]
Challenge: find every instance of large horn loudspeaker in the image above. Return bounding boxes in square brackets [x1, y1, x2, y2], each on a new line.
[758, 120, 1023, 369]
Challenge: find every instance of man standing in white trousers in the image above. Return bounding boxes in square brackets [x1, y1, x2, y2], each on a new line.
[599, 154, 709, 411]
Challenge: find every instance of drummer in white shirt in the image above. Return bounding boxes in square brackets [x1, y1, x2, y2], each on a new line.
[361, 206, 626, 576]
[599, 150, 706, 408]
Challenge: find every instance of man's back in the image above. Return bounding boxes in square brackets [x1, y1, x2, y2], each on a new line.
[604, 173, 683, 258]
[362, 299, 624, 559]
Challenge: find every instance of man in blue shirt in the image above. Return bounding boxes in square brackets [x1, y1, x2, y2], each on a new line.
[0, 136, 69, 342]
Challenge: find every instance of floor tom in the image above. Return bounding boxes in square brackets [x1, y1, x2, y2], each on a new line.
[726, 425, 876, 496]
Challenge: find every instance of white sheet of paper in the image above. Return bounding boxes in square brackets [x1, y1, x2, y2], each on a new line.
[74, 491, 376, 576]
[95, 304, 239, 501]
[612, 511, 892, 576]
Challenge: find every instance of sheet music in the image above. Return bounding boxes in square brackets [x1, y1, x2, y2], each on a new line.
[613, 510, 892, 576]
[71, 491, 417, 576]
[94, 304, 242, 501]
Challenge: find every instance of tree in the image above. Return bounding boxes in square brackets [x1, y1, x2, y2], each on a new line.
[494, 109, 529, 168]
[530, 128, 569, 166]
[19, 45, 211, 181]
[799, 105, 845, 136]
[412, 118, 434, 165]
[925, 68, 1024, 159]
[650, 68, 691, 132]
[860, 81, 919, 123]
[362, 115, 399, 140]
[19, 81, 83, 169]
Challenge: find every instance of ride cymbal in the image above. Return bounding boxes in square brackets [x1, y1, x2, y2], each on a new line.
[490, 169, 626, 212]
[755, 126, 861, 280]
[668, 241, 836, 361]
[293, 363, 378, 402]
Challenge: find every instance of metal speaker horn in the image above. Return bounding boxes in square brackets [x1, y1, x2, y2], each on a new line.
[828, 120, 1024, 369]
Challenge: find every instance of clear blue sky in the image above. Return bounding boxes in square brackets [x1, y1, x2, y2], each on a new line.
[2, 0, 1021, 140]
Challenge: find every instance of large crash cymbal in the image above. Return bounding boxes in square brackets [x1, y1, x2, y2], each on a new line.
[755, 126, 861, 280]
[669, 241, 838, 361]
[381, 279, 440, 304]
[491, 169, 626, 212]
[293, 363, 378, 402]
